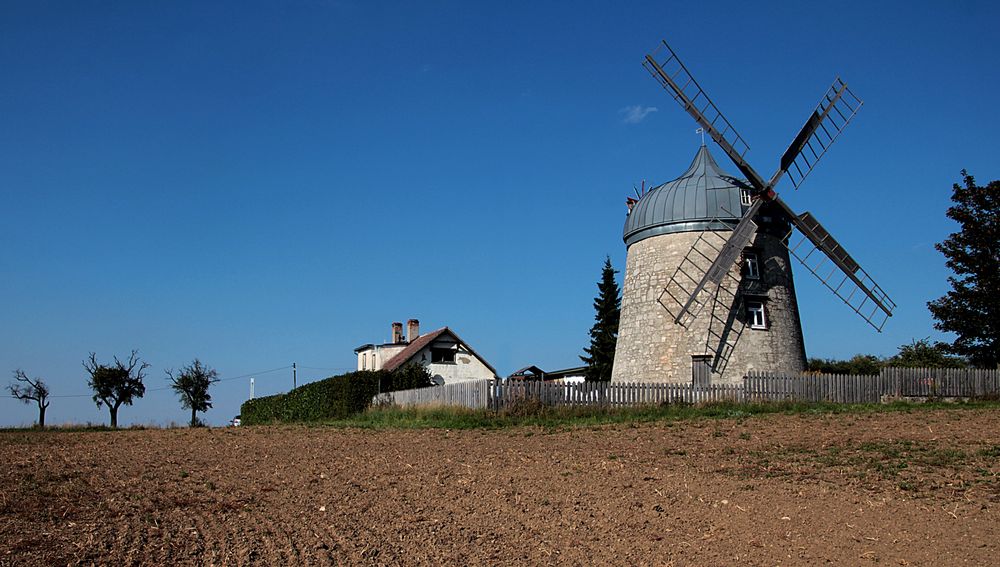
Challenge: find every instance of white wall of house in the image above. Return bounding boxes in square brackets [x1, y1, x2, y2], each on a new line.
[409, 340, 495, 385]
[357, 349, 371, 371]
[356, 344, 407, 371]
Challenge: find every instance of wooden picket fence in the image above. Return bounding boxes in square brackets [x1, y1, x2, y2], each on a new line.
[379, 367, 1000, 411]
[487, 380, 743, 410]
[885, 367, 1000, 398]
[747, 367, 1000, 403]
[381, 379, 492, 410]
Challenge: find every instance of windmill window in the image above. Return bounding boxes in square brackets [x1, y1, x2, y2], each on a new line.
[362, 353, 367, 370]
[744, 252, 760, 279]
[740, 188, 753, 206]
[746, 301, 767, 329]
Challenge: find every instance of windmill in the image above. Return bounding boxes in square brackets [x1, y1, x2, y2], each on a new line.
[611, 39, 896, 385]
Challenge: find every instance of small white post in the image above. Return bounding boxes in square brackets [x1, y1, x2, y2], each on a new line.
[250, 377, 255, 399]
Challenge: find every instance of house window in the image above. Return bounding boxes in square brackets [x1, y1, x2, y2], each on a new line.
[431, 348, 456, 363]
[746, 301, 767, 329]
[362, 353, 367, 370]
[744, 252, 760, 279]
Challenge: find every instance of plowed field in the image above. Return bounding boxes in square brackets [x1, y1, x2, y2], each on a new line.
[3, 408, 1000, 565]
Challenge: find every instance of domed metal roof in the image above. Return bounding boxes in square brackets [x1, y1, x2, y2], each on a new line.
[623, 145, 749, 247]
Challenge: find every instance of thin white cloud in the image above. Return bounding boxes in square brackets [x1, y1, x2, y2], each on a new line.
[620, 105, 658, 124]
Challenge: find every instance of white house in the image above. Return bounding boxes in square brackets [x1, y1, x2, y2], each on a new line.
[353, 319, 497, 385]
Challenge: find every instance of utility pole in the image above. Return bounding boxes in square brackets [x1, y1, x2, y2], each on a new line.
[292, 362, 297, 390]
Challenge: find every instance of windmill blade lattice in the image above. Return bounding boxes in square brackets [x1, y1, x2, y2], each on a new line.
[658, 228, 731, 328]
[658, 203, 760, 327]
[702, 266, 748, 374]
[774, 78, 864, 190]
[643, 41, 768, 191]
[782, 208, 896, 331]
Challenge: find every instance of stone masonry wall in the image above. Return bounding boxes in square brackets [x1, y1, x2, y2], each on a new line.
[611, 230, 807, 384]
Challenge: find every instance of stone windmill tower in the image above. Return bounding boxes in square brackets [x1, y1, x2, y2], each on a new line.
[612, 39, 896, 385]
[612, 145, 809, 384]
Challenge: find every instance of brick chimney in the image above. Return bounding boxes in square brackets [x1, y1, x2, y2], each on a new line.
[391, 322, 403, 344]
[406, 319, 420, 343]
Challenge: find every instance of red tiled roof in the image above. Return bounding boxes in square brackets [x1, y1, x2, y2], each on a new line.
[381, 327, 449, 371]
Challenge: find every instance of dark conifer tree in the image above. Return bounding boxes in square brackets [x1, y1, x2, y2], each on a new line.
[581, 256, 621, 381]
[927, 171, 1000, 368]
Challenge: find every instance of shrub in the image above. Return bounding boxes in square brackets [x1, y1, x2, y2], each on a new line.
[240, 365, 432, 425]
[500, 397, 547, 418]
[806, 354, 883, 375]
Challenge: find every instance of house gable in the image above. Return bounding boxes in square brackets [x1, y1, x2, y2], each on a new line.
[381, 327, 497, 384]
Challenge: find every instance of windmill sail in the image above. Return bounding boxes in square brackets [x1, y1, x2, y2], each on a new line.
[644, 37, 892, 343]
[658, 228, 730, 328]
[643, 41, 767, 192]
[774, 198, 895, 330]
[703, 268, 748, 374]
[770, 78, 864, 190]
[795, 211, 860, 274]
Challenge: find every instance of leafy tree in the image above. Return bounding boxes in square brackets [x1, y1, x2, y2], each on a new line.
[581, 256, 621, 382]
[8, 369, 50, 428]
[167, 359, 220, 427]
[885, 339, 967, 369]
[928, 171, 1000, 368]
[84, 351, 149, 428]
[386, 363, 434, 391]
[372, 363, 434, 407]
[806, 354, 882, 375]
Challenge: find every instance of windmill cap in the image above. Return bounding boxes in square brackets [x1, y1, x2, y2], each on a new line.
[623, 145, 750, 247]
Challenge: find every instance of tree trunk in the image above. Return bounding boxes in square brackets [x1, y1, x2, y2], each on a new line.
[191, 407, 197, 428]
[38, 405, 46, 429]
[109, 405, 119, 428]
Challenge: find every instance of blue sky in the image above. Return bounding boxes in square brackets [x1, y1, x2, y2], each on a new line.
[2, 1, 997, 427]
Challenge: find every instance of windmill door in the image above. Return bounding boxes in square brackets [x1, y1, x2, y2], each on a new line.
[692, 355, 712, 388]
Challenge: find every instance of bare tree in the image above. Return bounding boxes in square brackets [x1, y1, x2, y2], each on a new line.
[84, 351, 149, 428]
[167, 359, 219, 427]
[9, 370, 50, 428]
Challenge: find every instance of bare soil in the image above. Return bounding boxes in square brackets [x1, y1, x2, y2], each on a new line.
[2, 408, 999, 566]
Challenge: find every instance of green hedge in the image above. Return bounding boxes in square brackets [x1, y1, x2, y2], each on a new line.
[240, 364, 432, 425]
